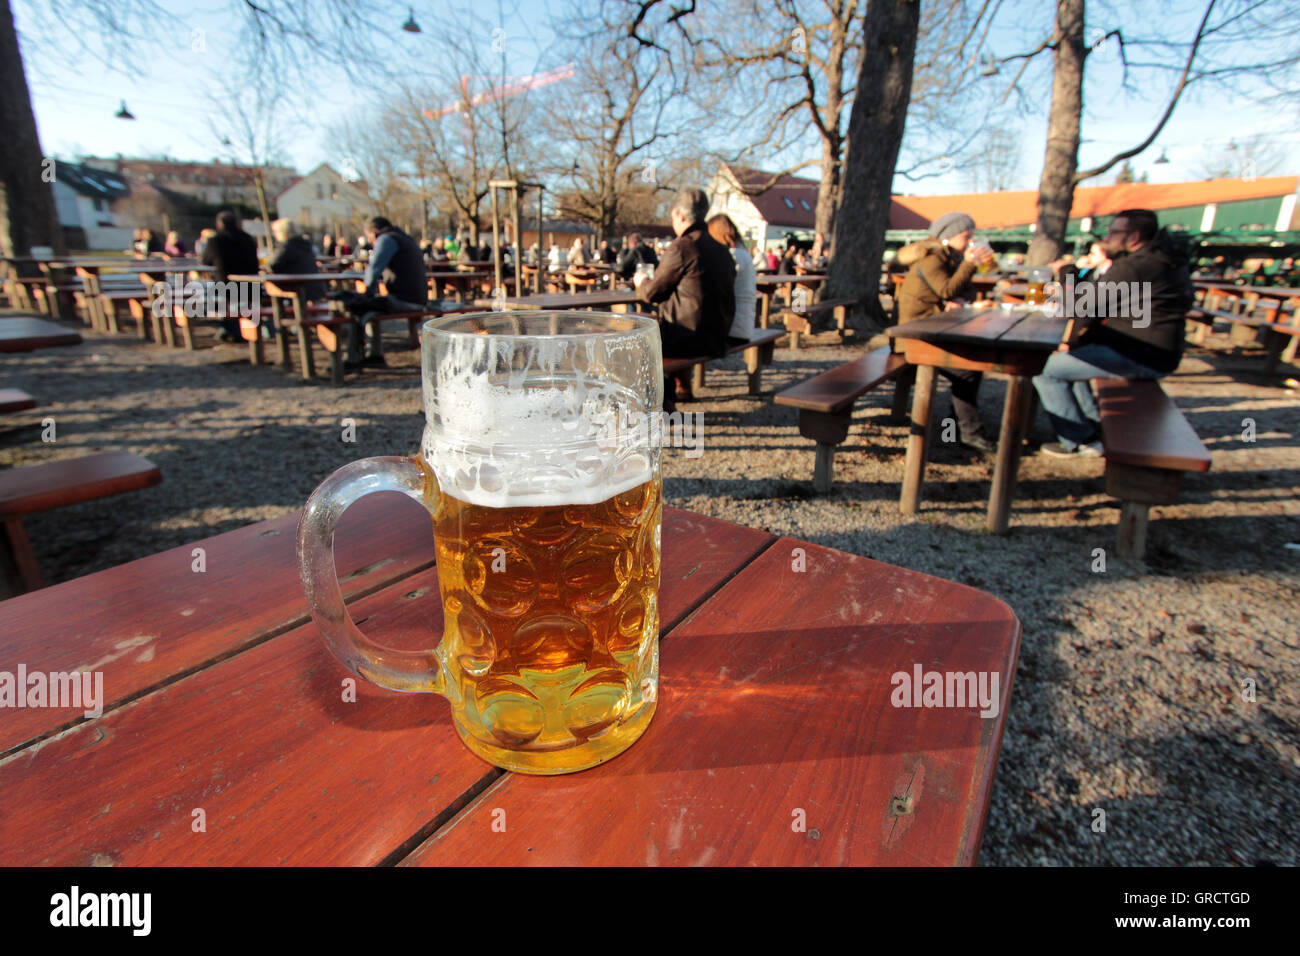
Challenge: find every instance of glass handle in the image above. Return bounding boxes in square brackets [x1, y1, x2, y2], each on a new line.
[297, 456, 444, 694]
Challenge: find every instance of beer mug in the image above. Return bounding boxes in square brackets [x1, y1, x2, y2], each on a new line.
[1026, 266, 1052, 305]
[297, 312, 664, 774]
[969, 237, 997, 275]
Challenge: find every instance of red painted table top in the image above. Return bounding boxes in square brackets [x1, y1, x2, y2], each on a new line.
[0, 498, 1019, 866]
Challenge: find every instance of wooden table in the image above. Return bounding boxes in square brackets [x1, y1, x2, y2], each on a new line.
[887, 307, 1068, 534]
[0, 499, 1020, 866]
[473, 289, 644, 312]
[755, 273, 826, 328]
[428, 270, 492, 302]
[0, 318, 83, 352]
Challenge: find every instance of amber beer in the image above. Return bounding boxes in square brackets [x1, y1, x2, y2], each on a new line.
[432, 475, 662, 773]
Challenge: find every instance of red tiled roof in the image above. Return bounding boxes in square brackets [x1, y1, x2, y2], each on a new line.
[724, 164, 819, 228]
[890, 176, 1299, 230]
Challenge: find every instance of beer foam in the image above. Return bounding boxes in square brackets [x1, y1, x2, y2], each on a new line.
[422, 381, 655, 509]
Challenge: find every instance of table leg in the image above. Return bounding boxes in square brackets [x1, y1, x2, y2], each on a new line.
[759, 292, 771, 329]
[987, 375, 1033, 534]
[900, 364, 936, 514]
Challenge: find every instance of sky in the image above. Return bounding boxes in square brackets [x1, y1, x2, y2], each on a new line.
[13, 0, 1299, 197]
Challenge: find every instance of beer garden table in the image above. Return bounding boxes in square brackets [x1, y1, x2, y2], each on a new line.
[472, 289, 644, 312]
[0, 499, 1020, 866]
[886, 306, 1068, 534]
[755, 273, 826, 328]
[0, 317, 84, 352]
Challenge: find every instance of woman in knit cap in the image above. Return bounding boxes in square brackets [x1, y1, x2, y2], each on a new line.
[895, 211, 998, 453]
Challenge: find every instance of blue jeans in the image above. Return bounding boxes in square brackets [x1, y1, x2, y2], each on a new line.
[1032, 344, 1165, 448]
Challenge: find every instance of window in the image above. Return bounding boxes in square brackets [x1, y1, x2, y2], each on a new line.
[93, 199, 104, 211]
[799, 199, 811, 211]
[782, 197, 795, 209]
[316, 184, 325, 200]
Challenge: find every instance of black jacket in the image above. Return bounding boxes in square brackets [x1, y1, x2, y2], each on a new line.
[638, 222, 736, 357]
[269, 235, 325, 301]
[201, 226, 259, 281]
[1068, 242, 1193, 373]
[616, 241, 659, 279]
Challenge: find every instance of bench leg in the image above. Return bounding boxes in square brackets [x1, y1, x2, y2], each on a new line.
[692, 364, 705, 391]
[1263, 329, 1285, 376]
[798, 409, 853, 494]
[987, 375, 1033, 534]
[316, 325, 344, 386]
[890, 363, 915, 423]
[1116, 502, 1149, 559]
[0, 517, 43, 598]
[745, 346, 763, 396]
[296, 327, 316, 380]
[1283, 333, 1300, 364]
[900, 364, 936, 514]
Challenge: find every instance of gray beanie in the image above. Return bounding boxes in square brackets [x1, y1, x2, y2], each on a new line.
[928, 211, 976, 241]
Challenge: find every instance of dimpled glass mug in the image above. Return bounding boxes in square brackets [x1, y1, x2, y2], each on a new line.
[297, 312, 664, 774]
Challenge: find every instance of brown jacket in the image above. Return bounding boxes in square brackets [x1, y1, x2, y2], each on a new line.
[639, 222, 736, 356]
[896, 238, 976, 324]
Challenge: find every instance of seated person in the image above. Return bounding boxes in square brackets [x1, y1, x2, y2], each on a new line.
[634, 188, 735, 410]
[895, 211, 998, 452]
[341, 216, 428, 369]
[201, 210, 259, 343]
[269, 218, 326, 320]
[1033, 208, 1194, 458]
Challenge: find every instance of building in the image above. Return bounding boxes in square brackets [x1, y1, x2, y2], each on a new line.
[79, 155, 296, 208]
[273, 164, 371, 235]
[51, 159, 133, 250]
[706, 164, 820, 250]
[888, 176, 1300, 251]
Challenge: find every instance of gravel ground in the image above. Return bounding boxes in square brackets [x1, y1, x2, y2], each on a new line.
[2, 312, 1297, 866]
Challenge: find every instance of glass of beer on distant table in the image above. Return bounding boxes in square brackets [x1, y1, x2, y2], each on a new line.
[298, 312, 664, 774]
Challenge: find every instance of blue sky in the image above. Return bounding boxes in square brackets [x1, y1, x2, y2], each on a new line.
[14, 0, 1298, 196]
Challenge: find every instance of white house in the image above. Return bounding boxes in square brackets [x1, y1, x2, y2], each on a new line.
[706, 163, 820, 251]
[274, 164, 370, 233]
[52, 160, 134, 250]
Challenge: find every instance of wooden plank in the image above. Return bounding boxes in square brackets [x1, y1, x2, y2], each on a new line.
[774, 347, 905, 413]
[0, 389, 37, 413]
[0, 507, 771, 864]
[0, 318, 83, 352]
[1096, 379, 1211, 473]
[884, 313, 969, 340]
[401, 538, 1021, 867]
[0, 492, 438, 753]
[0, 450, 160, 520]
[900, 364, 936, 514]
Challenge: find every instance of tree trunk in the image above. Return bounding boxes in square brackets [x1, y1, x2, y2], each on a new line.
[814, 130, 841, 242]
[824, 0, 919, 331]
[0, 0, 65, 258]
[1027, 0, 1086, 266]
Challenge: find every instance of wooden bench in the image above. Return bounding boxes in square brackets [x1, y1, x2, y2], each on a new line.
[775, 296, 858, 349]
[0, 450, 162, 597]
[774, 345, 910, 492]
[661, 327, 786, 396]
[1095, 378, 1211, 559]
[0, 389, 37, 414]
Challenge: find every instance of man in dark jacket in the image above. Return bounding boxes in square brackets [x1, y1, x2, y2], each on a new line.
[1034, 208, 1194, 457]
[895, 211, 998, 452]
[342, 216, 427, 369]
[201, 210, 260, 342]
[616, 233, 659, 280]
[635, 187, 735, 406]
[268, 219, 325, 302]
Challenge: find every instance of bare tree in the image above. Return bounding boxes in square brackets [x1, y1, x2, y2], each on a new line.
[540, 0, 690, 241]
[823, 0, 920, 329]
[978, 0, 1300, 264]
[1, 0, 417, 257]
[1192, 133, 1288, 180]
[963, 128, 1023, 192]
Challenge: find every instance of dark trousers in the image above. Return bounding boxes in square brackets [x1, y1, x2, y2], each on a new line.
[938, 367, 985, 437]
[343, 295, 425, 361]
[658, 319, 717, 408]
